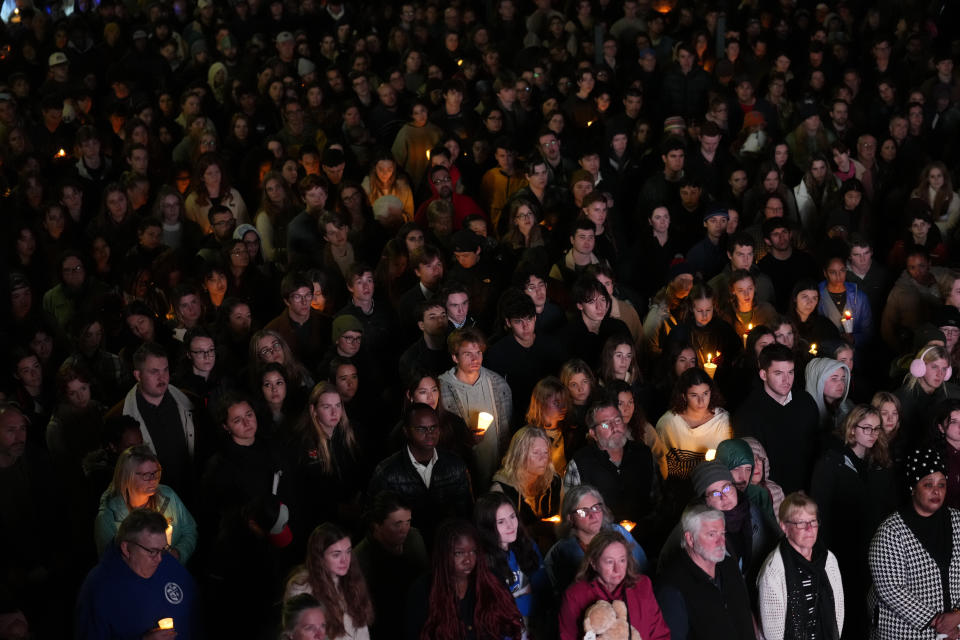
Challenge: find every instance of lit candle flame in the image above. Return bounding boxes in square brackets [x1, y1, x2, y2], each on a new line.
[706, 353, 713, 364]
[158, 618, 173, 630]
[457, 59, 463, 67]
[55, 148, 67, 158]
[747, 323, 753, 331]
[843, 310, 852, 320]
[705, 449, 717, 461]
[809, 343, 818, 355]
[425, 149, 431, 160]
[586, 120, 594, 127]
[476, 412, 493, 434]
[620, 520, 637, 532]
[542, 515, 562, 523]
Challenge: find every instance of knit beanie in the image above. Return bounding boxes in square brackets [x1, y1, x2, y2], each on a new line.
[691, 461, 735, 497]
[905, 446, 946, 488]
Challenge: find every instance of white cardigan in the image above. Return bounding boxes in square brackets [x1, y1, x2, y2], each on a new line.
[756, 545, 845, 640]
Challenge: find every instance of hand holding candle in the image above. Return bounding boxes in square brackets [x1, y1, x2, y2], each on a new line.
[476, 412, 493, 435]
[842, 309, 854, 333]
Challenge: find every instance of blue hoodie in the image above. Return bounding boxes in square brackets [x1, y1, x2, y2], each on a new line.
[76, 543, 197, 640]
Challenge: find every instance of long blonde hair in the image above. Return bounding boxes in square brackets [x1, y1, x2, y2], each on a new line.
[301, 382, 359, 472]
[497, 426, 556, 498]
[841, 404, 891, 468]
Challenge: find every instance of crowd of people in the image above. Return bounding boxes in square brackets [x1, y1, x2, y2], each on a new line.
[2, 0, 960, 638]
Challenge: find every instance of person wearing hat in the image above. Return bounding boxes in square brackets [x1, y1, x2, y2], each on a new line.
[785, 101, 836, 175]
[39, 51, 73, 99]
[869, 446, 960, 640]
[447, 227, 498, 324]
[685, 206, 731, 281]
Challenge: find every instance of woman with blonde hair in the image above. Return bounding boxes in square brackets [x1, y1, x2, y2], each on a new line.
[293, 382, 365, 529]
[911, 161, 960, 234]
[284, 522, 374, 640]
[248, 330, 313, 397]
[93, 445, 198, 562]
[559, 359, 596, 458]
[895, 344, 960, 438]
[491, 426, 562, 549]
[525, 376, 569, 475]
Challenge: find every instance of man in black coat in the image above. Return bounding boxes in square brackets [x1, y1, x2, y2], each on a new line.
[656, 504, 755, 640]
[367, 404, 473, 545]
[563, 399, 654, 522]
[734, 344, 820, 493]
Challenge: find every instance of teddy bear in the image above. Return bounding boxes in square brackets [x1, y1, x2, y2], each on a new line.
[582, 599, 642, 640]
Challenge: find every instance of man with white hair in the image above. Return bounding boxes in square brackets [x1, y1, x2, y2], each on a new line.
[655, 504, 755, 640]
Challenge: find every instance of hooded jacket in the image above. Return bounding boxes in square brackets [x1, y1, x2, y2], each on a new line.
[717, 438, 779, 530]
[805, 358, 853, 438]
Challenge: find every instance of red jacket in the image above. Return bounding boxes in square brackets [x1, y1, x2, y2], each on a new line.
[558, 577, 671, 640]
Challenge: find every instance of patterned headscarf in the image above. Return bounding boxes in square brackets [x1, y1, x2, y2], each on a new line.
[905, 446, 946, 488]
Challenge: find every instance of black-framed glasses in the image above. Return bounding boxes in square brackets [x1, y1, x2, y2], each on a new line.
[131, 541, 170, 557]
[189, 349, 215, 359]
[784, 519, 820, 530]
[856, 424, 882, 434]
[708, 483, 734, 499]
[574, 503, 603, 518]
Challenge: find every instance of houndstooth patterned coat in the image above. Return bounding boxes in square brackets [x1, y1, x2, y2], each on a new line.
[868, 508, 960, 640]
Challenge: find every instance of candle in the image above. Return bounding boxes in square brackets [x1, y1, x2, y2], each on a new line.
[809, 343, 818, 356]
[157, 618, 174, 630]
[619, 520, 637, 532]
[586, 120, 594, 127]
[165, 522, 173, 546]
[705, 449, 717, 461]
[457, 58, 464, 67]
[55, 148, 67, 159]
[542, 515, 562, 523]
[425, 149, 431, 161]
[842, 310, 854, 333]
[703, 352, 717, 379]
[476, 412, 493, 434]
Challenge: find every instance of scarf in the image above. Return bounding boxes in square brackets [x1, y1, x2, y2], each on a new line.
[724, 493, 753, 571]
[781, 538, 839, 640]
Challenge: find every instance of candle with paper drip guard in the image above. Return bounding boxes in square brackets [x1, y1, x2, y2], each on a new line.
[703, 352, 718, 379]
[742, 323, 753, 348]
[157, 618, 174, 630]
[476, 412, 493, 435]
[841, 310, 854, 333]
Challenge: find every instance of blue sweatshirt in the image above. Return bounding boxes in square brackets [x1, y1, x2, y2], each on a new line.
[76, 543, 197, 640]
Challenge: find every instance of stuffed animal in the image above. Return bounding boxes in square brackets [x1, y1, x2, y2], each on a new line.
[582, 599, 642, 640]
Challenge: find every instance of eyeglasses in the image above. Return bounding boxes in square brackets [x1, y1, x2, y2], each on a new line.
[784, 519, 820, 530]
[412, 424, 439, 435]
[258, 341, 282, 357]
[135, 469, 162, 481]
[340, 334, 362, 344]
[574, 503, 603, 518]
[432, 176, 452, 184]
[131, 540, 170, 557]
[708, 483, 734, 499]
[593, 417, 623, 430]
[515, 211, 534, 220]
[289, 293, 311, 303]
[190, 348, 215, 358]
[856, 424, 882, 434]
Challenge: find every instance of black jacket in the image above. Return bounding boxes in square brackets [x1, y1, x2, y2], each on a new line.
[656, 552, 754, 640]
[367, 447, 473, 541]
[570, 441, 654, 522]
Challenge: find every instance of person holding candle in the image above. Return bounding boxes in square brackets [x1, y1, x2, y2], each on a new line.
[284, 523, 375, 640]
[490, 426, 562, 550]
[94, 445, 197, 563]
[77, 509, 199, 640]
[718, 269, 777, 341]
[543, 485, 647, 599]
[788, 279, 842, 350]
[818, 253, 874, 355]
[670, 283, 741, 371]
[656, 367, 732, 483]
[439, 327, 513, 489]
